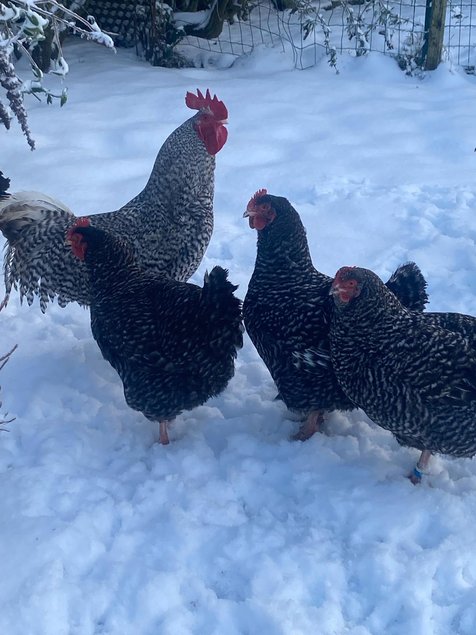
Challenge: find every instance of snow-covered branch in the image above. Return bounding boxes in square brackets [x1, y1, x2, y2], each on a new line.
[0, 0, 115, 148]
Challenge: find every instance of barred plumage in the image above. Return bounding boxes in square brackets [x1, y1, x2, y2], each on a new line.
[329, 266, 476, 481]
[69, 222, 243, 444]
[0, 90, 228, 312]
[0, 171, 10, 197]
[243, 192, 429, 440]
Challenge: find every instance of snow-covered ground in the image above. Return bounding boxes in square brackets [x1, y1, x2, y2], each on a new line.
[2, 40, 476, 635]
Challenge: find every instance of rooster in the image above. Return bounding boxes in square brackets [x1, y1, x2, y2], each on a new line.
[243, 190, 429, 441]
[0, 89, 228, 312]
[330, 266, 476, 482]
[67, 218, 242, 444]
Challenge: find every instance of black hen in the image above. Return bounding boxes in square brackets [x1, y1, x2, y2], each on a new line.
[243, 190, 428, 441]
[329, 266, 476, 482]
[68, 219, 242, 444]
[0, 172, 10, 198]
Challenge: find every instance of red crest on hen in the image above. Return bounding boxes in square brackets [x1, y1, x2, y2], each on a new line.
[245, 189, 275, 231]
[334, 266, 357, 283]
[247, 189, 268, 214]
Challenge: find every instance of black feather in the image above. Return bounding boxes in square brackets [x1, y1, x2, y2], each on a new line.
[0, 172, 10, 198]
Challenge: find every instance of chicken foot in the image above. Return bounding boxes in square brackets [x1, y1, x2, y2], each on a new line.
[292, 410, 324, 441]
[408, 449, 432, 484]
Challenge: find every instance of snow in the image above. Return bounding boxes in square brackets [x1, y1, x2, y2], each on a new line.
[175, 10, 211, 28]
[2, 39, 476, 634]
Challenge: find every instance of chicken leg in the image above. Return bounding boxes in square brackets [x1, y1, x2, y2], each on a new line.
[408, 449, 431, 484]
[159, 420, 170, 445]
[292, 410, 324, 441]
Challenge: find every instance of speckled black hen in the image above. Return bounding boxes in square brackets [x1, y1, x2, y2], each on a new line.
[329, 266, 476, 481]
[0, 172, 9, 198]
[68, 219, 242, 444]
[0, 89, 228, 312]
[243, 190, 428, 440]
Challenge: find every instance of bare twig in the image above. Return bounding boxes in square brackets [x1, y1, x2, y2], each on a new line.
[0, 344, 17, 425]
[0, 344, 18, 371]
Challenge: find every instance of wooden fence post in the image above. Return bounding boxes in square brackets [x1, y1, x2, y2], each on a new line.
[420, 0, 448, 70]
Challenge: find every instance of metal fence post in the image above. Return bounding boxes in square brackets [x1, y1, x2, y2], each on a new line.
[420, 0, 448, 70]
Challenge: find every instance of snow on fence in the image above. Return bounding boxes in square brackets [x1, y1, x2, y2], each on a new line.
[83, 0, 476, 71]
[177, 0, 476, 71]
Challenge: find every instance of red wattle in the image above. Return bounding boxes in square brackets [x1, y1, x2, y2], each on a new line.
[250, 216, 268, 231]
[200, 123, 228, 156]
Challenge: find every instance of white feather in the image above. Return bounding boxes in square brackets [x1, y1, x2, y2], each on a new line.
[0, 191, 72, 219]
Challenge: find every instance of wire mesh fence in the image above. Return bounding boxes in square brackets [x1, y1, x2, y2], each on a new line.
[446, 1, 476, 69]
[83, 0, 476, 71]
[177, 0, 476, 71]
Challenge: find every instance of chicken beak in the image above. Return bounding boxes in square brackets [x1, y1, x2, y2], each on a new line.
[329, 282, 341, 297]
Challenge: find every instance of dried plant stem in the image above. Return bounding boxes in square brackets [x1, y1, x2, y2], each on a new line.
[0, 344, 17, 426]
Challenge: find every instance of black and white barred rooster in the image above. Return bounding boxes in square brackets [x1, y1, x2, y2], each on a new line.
[67, 218, 242, 444]
[0, 89, 228, 311]
[243, 190, 428, 441]
[330, 266, 476, 482]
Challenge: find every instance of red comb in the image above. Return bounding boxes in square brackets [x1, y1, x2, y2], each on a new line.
[185, 89, 228, 120]
[335, 266, 357, 281]
[247, 189, 268, 212]
[66, 216, 90, 241]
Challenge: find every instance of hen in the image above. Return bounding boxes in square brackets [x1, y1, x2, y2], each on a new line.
[0, 172, 9, 198]
[0, 89, 228, 311]
[67, 219, 242, 444]
[243, 190, 428, 440]
[330, 266, 476, 482]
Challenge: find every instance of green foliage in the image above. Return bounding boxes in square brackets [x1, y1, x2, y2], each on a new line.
[290, 0, 409, 70]
[290, 0, 338, 70]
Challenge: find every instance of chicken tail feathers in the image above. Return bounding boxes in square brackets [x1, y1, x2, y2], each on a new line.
[202, 266, 240, 308]
[0, 192, 73, 241]
[202, 266, 243, 352]
[204, 265, 238, 292]
[0, 192, 90, 311]
[0, 172, 10, 198]
[385, 262, 429, 312]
